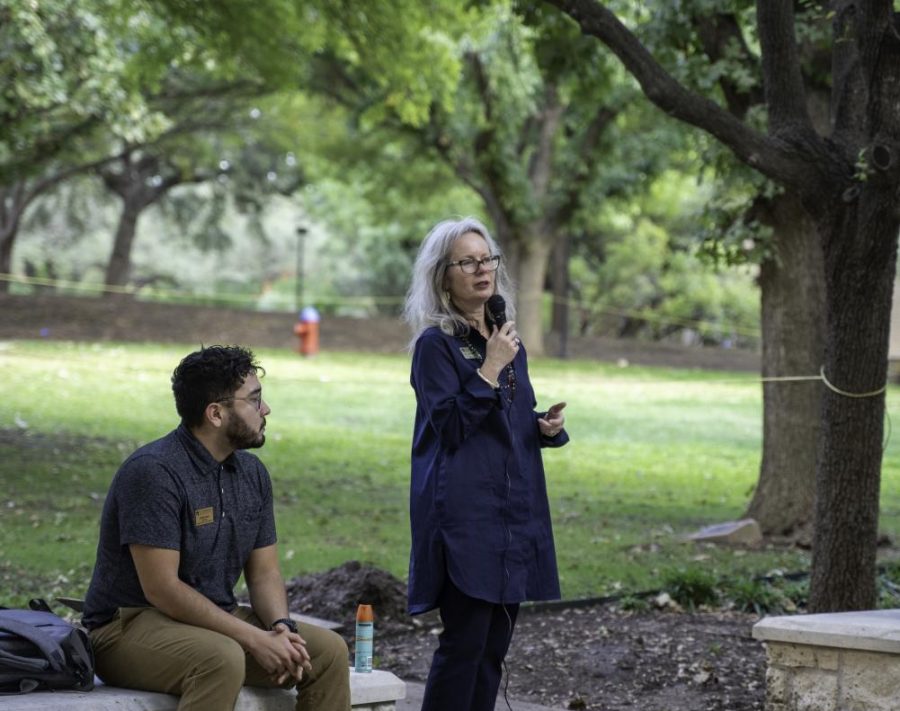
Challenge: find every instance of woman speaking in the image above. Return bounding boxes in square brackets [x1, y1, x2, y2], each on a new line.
[403, 216, 569, 711]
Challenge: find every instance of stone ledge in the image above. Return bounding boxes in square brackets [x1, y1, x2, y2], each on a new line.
[289, 611, 343, 631]
[348, 670, 406, 706]
[0, 668, 404, 710]
[752, 609, 900, 654]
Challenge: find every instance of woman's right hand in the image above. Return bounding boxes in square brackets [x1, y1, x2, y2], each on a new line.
[482, 321, 520, 382]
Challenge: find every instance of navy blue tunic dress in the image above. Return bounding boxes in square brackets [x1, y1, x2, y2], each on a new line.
[408, 326, 567, 614]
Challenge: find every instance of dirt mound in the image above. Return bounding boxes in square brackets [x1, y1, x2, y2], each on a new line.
[285, 561, 412, 635]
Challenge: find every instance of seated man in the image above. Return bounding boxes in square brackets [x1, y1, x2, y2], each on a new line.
[82, 345, 350, 711]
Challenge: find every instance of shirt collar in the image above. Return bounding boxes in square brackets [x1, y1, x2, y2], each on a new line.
[175, 423, 234, 476]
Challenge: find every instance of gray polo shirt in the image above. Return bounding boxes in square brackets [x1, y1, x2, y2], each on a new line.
[82, 425, 277, 629]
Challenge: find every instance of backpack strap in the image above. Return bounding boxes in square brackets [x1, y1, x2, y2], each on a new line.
[62, 625, 93, 682]
[0, 617, 65, 673]
[27, 599, 53, 614]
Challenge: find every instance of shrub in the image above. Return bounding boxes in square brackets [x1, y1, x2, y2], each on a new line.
[777, 578, 808, 611]
[724, 578, 785, 615]
[661, 567, 719, 610]
[618, 594, 651, 613]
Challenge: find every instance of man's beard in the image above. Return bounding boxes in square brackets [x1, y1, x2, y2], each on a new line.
[225, 415, 266, 450]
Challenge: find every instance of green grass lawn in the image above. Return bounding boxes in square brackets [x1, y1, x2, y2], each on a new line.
[2, 339, 899, 609]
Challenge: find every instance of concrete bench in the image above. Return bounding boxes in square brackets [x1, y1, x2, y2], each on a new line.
[0, 668, 405, 710]
[753, 608, 900, 711]
[0, 609, 404, 711]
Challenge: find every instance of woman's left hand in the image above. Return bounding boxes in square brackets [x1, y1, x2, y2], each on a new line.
[538, 402, 567, 437]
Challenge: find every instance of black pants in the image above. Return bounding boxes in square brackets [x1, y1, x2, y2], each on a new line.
[421, 580, 520, 711]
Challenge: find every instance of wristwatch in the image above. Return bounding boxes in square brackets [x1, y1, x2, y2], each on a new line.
[270, 617, 298, 634]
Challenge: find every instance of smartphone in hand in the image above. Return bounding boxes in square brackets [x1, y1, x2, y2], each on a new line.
[546, 402, 567, 418]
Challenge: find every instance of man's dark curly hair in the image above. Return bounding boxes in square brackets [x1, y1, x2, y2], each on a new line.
[171, 345, 264, 428]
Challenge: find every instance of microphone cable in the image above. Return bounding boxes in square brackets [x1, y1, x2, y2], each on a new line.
[500, 602, 515, 711]
[499, 414, 516, 711]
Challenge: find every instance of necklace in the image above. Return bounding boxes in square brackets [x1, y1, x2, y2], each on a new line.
[460, 333, 517, 403]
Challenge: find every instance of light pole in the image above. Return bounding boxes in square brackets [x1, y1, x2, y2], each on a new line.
[295, 225, 308, 312]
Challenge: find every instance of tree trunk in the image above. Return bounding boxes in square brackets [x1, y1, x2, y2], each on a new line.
[0, 164, 122, 294]
[0, 232, 13, 294]
[0, 184, 26, 295]
[809, 195, 899, 612]
[541, 0, 900, 614]
[550, 234, 570, 357]
[500, 228, 521, 298]
[103, 200, 141, 294]
[516, 235, 552, 356]
[100, 153, 188, 297]
[745, 194, 824, 539]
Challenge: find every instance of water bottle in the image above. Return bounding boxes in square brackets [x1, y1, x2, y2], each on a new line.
[354, 603, 374, 673]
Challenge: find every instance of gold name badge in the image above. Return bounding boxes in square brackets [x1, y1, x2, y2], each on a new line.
[194, 507, 215, 526]
[459, 346, 480, 360]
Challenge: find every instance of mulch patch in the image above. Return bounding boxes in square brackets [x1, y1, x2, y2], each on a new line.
[287, 562, 765, 711]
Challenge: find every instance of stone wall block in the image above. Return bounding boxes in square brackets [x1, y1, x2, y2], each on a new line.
[789, 668, 837, 711]
[838, 650, 900, 711]
[766, 642, 839, 670]
[764, 664, 789, 706]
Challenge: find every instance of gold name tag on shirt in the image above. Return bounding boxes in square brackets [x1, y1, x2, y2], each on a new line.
[194, 507, 215, 526]
[459, 346, 480, 360]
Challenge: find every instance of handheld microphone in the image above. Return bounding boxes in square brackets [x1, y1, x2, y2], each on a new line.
[486, 294, 507, 328]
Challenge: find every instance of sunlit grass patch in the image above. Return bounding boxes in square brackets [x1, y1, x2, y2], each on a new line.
[1, 339, 898, 609]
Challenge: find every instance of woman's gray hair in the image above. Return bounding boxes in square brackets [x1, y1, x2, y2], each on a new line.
[403, 216, 515, 349]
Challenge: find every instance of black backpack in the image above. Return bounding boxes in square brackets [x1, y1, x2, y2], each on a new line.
[0, 600, 94, 694]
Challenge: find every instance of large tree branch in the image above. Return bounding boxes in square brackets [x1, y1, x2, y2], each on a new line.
[417, 119, 507, 229]
[0, 148, 131, 246]
[23, 152, 121, 204]
[692, 12, 762, 118]
[403, 112, 514, 238]
[153, 77, 266, 104]
[528, 84, 564, 199]
[831, 1, 900, 181]
[542, 0, 829, 190]
[466, 51, 496, 126]
[0, 115, 102, 182]
[305, 53, 389, 126]
[579, 106, 617, 164]
[857, 1, 900, 138]
[547, 104, 618, 231]
[830, 3, 867, 145]
[102, 150, 224, 211]
[461, 52, 518, 220]
[756, 1, 814, 133]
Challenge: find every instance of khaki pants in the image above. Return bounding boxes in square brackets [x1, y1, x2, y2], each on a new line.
[89, 606, 351, 711]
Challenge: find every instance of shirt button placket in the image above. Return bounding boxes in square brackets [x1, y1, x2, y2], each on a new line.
[219, 465, 226, 518]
